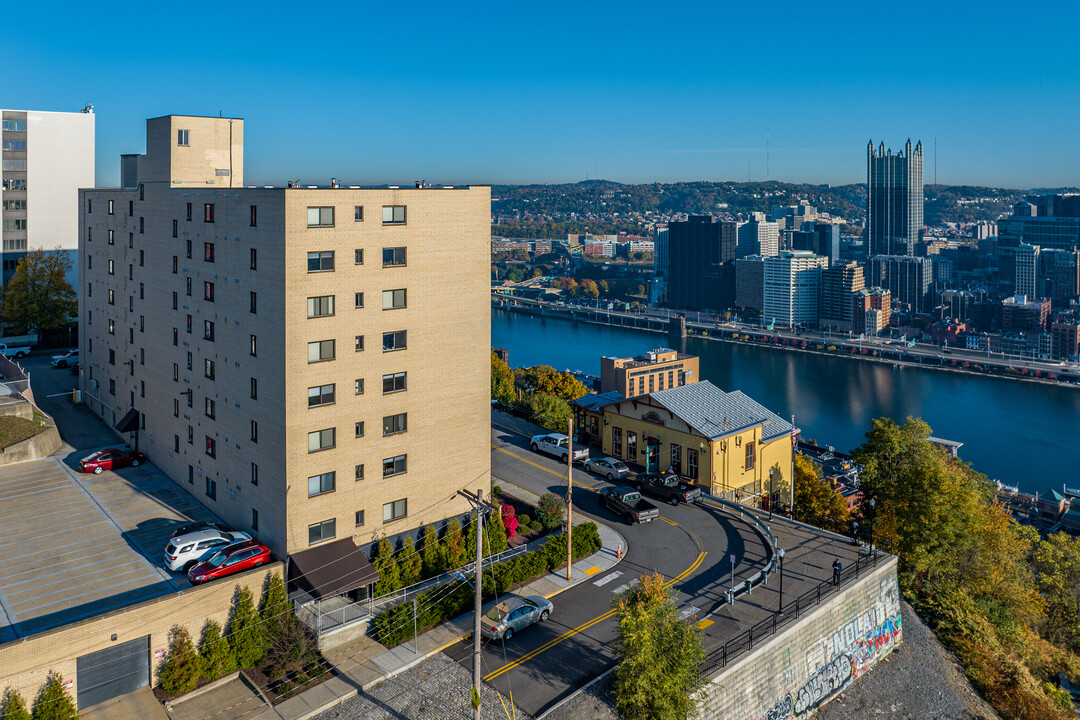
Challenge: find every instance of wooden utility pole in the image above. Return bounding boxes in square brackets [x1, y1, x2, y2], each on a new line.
[473, 488, 484, 720]
[566, 418, 573, 581]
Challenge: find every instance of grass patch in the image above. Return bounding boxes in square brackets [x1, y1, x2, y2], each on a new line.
[0, 411, 48, 448]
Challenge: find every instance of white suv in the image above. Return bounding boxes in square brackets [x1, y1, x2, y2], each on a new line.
[164, 529, 251, 572]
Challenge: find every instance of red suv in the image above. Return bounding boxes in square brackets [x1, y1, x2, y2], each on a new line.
[187, 540, 271, 584]
[79, 448, 147, 474]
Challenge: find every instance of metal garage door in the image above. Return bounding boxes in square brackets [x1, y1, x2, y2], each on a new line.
[76, 635, 150, 708]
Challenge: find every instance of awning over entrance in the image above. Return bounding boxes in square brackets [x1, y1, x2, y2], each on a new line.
[288, 538, 380, 599]
[115, 408, 140, 433]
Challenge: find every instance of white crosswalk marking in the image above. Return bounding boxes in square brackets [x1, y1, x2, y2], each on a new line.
[593, 571, 623, 587]
[612, 578, 640, 595]
[678, 605, 700, 622]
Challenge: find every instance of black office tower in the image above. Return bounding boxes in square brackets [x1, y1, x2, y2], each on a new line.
[867, 139, 923, 257]
[667, 215, 736, 311]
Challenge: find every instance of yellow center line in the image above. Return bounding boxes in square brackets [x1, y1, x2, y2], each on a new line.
[483, 550, 707, 682]
[660, 516, 678, 526]
[491, 444, 592, 490]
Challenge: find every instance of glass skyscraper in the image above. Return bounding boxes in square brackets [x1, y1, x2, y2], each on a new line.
[867, 139, 923, 257]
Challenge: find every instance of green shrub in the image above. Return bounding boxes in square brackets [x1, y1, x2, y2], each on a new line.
[492, 484, 502, 495]
[536, 493, 564, 531]
[372, 537, 401, 596]
[198, 620, 236, 681]
[531, 521, 544, 533]
[518, 514, 533, 527]
[31, 675, 77, 720]
[399, 535, 422, 587]
[420, 524, 445, 578]
[3, 689, 31, 720]
[485, 505, 509, 554]
[443, 518, 467, 569]
[158, 626, 203, 695]
[228, 587, 266, 669]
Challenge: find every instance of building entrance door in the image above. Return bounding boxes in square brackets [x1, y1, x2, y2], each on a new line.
[644, 439, 660, 473]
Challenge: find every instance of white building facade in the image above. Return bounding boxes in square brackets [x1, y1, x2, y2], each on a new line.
[762, 250, 827, 327]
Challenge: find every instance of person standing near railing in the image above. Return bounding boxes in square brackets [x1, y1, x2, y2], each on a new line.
[832, 558, 842, 586]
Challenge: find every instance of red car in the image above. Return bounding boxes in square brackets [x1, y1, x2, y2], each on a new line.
[79, 448, 147, 474]
[187, 540, 271, 584]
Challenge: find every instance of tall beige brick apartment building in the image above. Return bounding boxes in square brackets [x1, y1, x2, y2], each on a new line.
[79, 115, 489, 559]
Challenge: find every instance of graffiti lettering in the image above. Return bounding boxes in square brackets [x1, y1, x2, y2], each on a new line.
[792, 654, 853, 715]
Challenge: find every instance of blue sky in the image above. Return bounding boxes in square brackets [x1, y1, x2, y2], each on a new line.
[5, 0, 1078, 188]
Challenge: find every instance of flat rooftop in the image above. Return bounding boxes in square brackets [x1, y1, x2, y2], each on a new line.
[0, 455, 224, 642]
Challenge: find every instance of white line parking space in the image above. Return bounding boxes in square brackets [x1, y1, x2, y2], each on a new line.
[593, 571, 623, 587]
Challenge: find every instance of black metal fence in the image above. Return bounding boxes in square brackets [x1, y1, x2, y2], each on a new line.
[699, 550, 885, 677]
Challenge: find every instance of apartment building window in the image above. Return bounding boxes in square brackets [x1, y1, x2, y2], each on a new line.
[382, 206, 406, 225]
[108, 319, 115, 334]
[128, 200, 133, 217]
[383, 330, 407, 351]
[186, 315, 192, 333]
[177, 129, 190, 146]
[382, 372, 406, 393]
[173, 399, 179, 417]
[140, 249, 144, 266]
[250, 291, 257, 314]
[107, 290, 115, 306]
[383, 413, 407, 436]
[252, 508, 259, 531]
[130, 233, 135, 249]
[687, 449, 699, 480]
[185, 239, 192, 259]
[171, 291, 178, 310]
[744, 440, 755, 471]
[308, 471, 335, 497]
[186, 202, 192, 221]
[174, 435, 179, 452]
[307, 207, 334, 227]
[108, 199, 114, 215]
[139, 217, 144, 233]
[88, 256, 92, 270]
[172, 220, 177, 238]
[87, 199, 92, 214]
[308, 383, 335, 407]
[108, 348, 116, 365]
[206, 478, 217, 500]
[140, 348, 145, 364]
[307, 251, 334, 272]
[383, 247, 407, 267]
[206, 437, 216, 458]
[205, 397, 215, 419]
[354, 335, 364, 352]
[204, 281, 215, 301]
[355, 464, 364, 481]
[172, 256, 177, 274]
[627, 431, 637, 461]
[129, 296, 134, 312]
[382, 289, 407, 310]
[354, 379, 364, 395]
[250, 377, 257, 399]
[354, 422, 364, 438]
[204, 242, 215, 262]
[308, 519, 336, 545]
[354, 249, 364, 265]
[307, 295, 334, 318]
[185, 278, 192, 296]
[108, 259, 114, 275]
[186, 389, 193, 407]
[251, 420, 258, 443]
[383, 498, 407, 522]
[205, 359, 215, 380]
[250, 334, 257, 356]
[251, 462, 259, 486]
[355, 510, 365, 526]
[612, 427, 622, 458]
[250, 205, 257, 227]
[308, 339, 335, 363]
[354, 206, 363, 221]
[248, 247, 258, 270]
[139, 282, 144, 299]
[108, 229, 115, 245]
[382, 454, 407, 477]
[109, 379, 116, 395]
[204, 204, 215, 223]
[354, 292, 364, 309]
[187, 426, 193, 444]
[308, 428, 335, 452]
[173, 363, 179, 381]
[173, 328, 179, 346]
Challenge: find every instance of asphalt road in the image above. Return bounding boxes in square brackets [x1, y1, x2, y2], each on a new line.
[444, 427, 771, 716]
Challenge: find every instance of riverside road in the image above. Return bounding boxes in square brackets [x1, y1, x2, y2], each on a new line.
[441, 415, 866, 717]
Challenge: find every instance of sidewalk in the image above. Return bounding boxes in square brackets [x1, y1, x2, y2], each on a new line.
[271, 480, 626, 720]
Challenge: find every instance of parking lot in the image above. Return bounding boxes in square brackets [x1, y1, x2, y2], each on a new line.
[0, 453, 226, 641]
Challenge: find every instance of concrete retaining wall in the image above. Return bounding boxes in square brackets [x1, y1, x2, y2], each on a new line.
[0, 423, 62, 464]
[0, 562, 282, 706]
[696, 557, 901, 719]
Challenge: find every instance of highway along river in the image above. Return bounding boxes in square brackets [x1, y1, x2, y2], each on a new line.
[492, 307, 1080, 496]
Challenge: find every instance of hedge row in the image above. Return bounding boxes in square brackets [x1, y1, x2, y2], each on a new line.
[373, 522, 602, 647]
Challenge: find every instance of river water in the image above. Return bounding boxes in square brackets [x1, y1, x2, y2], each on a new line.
[492, 308, 1080, 495]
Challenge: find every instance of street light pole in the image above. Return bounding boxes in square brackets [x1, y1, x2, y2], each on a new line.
[768, 467, 775, 520]
[869, 498, 876, 557]
[777, 547, 786, 615]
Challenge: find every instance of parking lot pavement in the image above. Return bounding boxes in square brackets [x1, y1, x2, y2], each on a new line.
[0, 458, 169, 639]
[21, 354, 119, 451]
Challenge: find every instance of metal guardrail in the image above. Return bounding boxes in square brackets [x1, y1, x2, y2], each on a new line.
[700, 494, 779, 604]
[699, 550, 884, 677]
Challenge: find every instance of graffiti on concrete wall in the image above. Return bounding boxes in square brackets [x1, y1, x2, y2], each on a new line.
[757, 576, 903, 720]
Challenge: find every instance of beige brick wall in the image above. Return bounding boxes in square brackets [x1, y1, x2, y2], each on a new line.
[0, 564, 279, 709]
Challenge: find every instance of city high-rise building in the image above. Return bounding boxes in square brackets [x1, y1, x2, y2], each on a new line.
[820, 261, 865, 329]
[79, 115, 490, 559]
[1001, 294, 1050, 332]
[600, 348, 699, 398]
[852, 287, 891, 335]
[1014, 243, 1039, 297]
[736, 212, 779, 258]
[1040, 249, 1080, 299]
[867, 139, 923, 257]
[791, 221, 840, 265]
[762, 250, 827, 327]
[734, 256, 765, 313]
[941, 289, 976, 324]
[1, 107, 95, 285]
[667, 215, 736, 311]
[867, 255, 933, 313]
[651, 224, 669, 304]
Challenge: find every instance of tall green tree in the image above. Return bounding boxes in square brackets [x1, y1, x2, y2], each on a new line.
[491, 350, 515, 405]
[2, 689, 31, 720]
[198, 620, 236, 681]
[1034, 533, 1080, 652]
[527, 393, 572, 433]
[0, 249, 77, 334]
[227, 587, 266, 669]
[442, 518, 467, 569]
[158, 626, 203, 695]
[612, 572, 704, 720]
[259, 572, 294, 640]
[420, 524, 445, 578]
[398, 535, 422, 587]
[793, 454, 849, 532]
[485, 504, 509, 554]
[372, 537, 401, 596]
[514, 365, 589, 402]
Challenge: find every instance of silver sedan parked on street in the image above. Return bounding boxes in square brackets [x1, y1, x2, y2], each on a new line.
[480, 595, 553, 640]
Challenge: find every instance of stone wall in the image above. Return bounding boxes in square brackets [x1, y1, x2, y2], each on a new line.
[697, 557, 901, 720]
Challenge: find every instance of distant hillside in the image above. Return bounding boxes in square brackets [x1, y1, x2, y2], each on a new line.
[490, 180, 1041, 239]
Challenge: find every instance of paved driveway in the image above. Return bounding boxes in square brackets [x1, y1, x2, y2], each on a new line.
[22, 354, 118, 451]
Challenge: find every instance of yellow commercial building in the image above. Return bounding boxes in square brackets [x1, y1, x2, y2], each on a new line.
[596, 381, 795, 510]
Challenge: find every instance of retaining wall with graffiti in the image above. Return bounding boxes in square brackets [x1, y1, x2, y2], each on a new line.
[696, 556, 901, 720]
